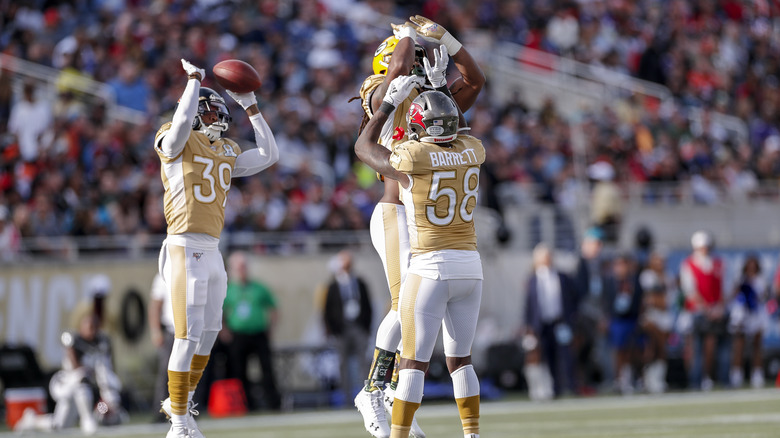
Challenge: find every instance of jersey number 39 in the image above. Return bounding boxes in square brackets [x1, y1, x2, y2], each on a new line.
[193, 155, 232, 206]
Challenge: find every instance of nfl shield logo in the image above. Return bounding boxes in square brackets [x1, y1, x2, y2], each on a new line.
[193, 252, 203, 261]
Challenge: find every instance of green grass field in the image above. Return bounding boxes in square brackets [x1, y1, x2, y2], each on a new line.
[4, 388, 779, 438]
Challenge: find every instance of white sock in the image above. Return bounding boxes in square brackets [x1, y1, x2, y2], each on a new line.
[396, 369, 425, 403]
[451, 364, 480, 398]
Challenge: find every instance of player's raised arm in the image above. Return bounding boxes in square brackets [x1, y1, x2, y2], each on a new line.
[409, 15, 485, 111]
[157, 59, 204, 159]
[370, 23, 418, 113]
[423, 44, 468, 129]
[226, 90, 279, 177]
[356, 75, 423, 188]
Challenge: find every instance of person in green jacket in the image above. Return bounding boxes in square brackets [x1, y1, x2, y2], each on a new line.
[223, 251, 281, 411]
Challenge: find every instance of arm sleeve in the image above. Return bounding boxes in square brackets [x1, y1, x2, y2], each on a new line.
[157, 78, 200, 159]
[232, 112, 279, 177]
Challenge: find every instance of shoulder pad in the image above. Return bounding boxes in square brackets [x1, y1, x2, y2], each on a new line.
[155, 122, 173, 141]
[359, 75, 385, 118]
[390, 140, 425, 174]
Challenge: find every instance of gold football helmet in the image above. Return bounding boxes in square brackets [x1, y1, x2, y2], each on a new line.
[373, 36, 398, 75]
[372, 36, 427, 76]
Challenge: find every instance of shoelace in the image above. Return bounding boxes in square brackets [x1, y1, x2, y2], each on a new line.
[370, 394, 384, 413]
[188, 402, 199, 417]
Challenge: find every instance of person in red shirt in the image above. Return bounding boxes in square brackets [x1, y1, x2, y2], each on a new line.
[678, 230, 726, 391]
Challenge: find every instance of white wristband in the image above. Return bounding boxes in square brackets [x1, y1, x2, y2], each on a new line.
[440, 31, 462, 55]
[396, 25, 416, 41]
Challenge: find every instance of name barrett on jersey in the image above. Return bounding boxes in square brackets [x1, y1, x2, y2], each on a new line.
[390, 135, 485, 174]
[428, 148, 481, 168]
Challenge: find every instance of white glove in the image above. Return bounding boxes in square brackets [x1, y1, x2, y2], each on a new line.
[181, 58, 205, 81]
[383, 75, 425, 107]
[226, 90, 257, 110]
[423, 44, 449, 88]
[391, 22, 417, 41]
[408, 15, 462, 55]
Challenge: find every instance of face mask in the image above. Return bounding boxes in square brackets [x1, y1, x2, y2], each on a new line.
[198, 117, 228, 141]
[200, 124, 224, 141]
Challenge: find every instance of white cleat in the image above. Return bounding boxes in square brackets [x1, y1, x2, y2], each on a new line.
[161, 398, 205, 438]
[383, 385, 425, 438]
[13, 408, 39, 432]
[751, 369, 765, 388]
[701, 377, 714, 392]
[166, 424, 190, 438]
[354, 388, 391, 438]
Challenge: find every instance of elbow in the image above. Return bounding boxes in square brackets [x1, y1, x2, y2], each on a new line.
[387, 60, 413, 79]
[354, 140, 368, 163]
[269, 143, 280, 164]
[470, 71, 486, 94]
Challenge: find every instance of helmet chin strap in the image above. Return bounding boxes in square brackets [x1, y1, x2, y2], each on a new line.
[197, 116, 228, 142]
[420, 134, 457, 144]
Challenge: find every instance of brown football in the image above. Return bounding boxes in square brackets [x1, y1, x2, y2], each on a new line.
[212, 59, 262, 93]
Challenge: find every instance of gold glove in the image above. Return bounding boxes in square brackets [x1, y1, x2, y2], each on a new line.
[408, 15, 462, 54]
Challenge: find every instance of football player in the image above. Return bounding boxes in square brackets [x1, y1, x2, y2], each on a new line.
[355, 73, 485, 438]
[354, 15, 485, 438]
[156, 59, 279, 438]
[15, 311, 124, 435]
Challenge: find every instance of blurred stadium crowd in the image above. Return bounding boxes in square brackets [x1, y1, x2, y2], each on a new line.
[0, 0, 780, 246]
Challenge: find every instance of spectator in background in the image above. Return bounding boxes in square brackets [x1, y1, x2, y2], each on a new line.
[522, 243, 578, 398]
[7, 80, 51, 162]
[638, 251, 674, 394]
[0, 205, 21, 261]
[107, 61, 150, 112]
[603, 254, 643, 395]
[728, 254, 768, 388]
[588, 161, 622, 244]
[679, 230, 726, 391]
[546, 6, 579, 54]
[148, 273, 174, 422]
[322, 249, 373, 403]
[573, 227, 605, 391]
[223, 251, 282, 411]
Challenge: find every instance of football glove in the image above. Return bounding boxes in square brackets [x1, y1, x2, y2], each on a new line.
[181, 59, 205, 81]
[225, 89, 257, 110]
[408, 15, 462, 55]
[423, 44, 449, 89]
[391, 22, 417, 41]
[383, 75, 425, 107]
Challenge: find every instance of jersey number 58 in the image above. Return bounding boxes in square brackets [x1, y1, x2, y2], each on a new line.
[426, 167, 479, 226]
